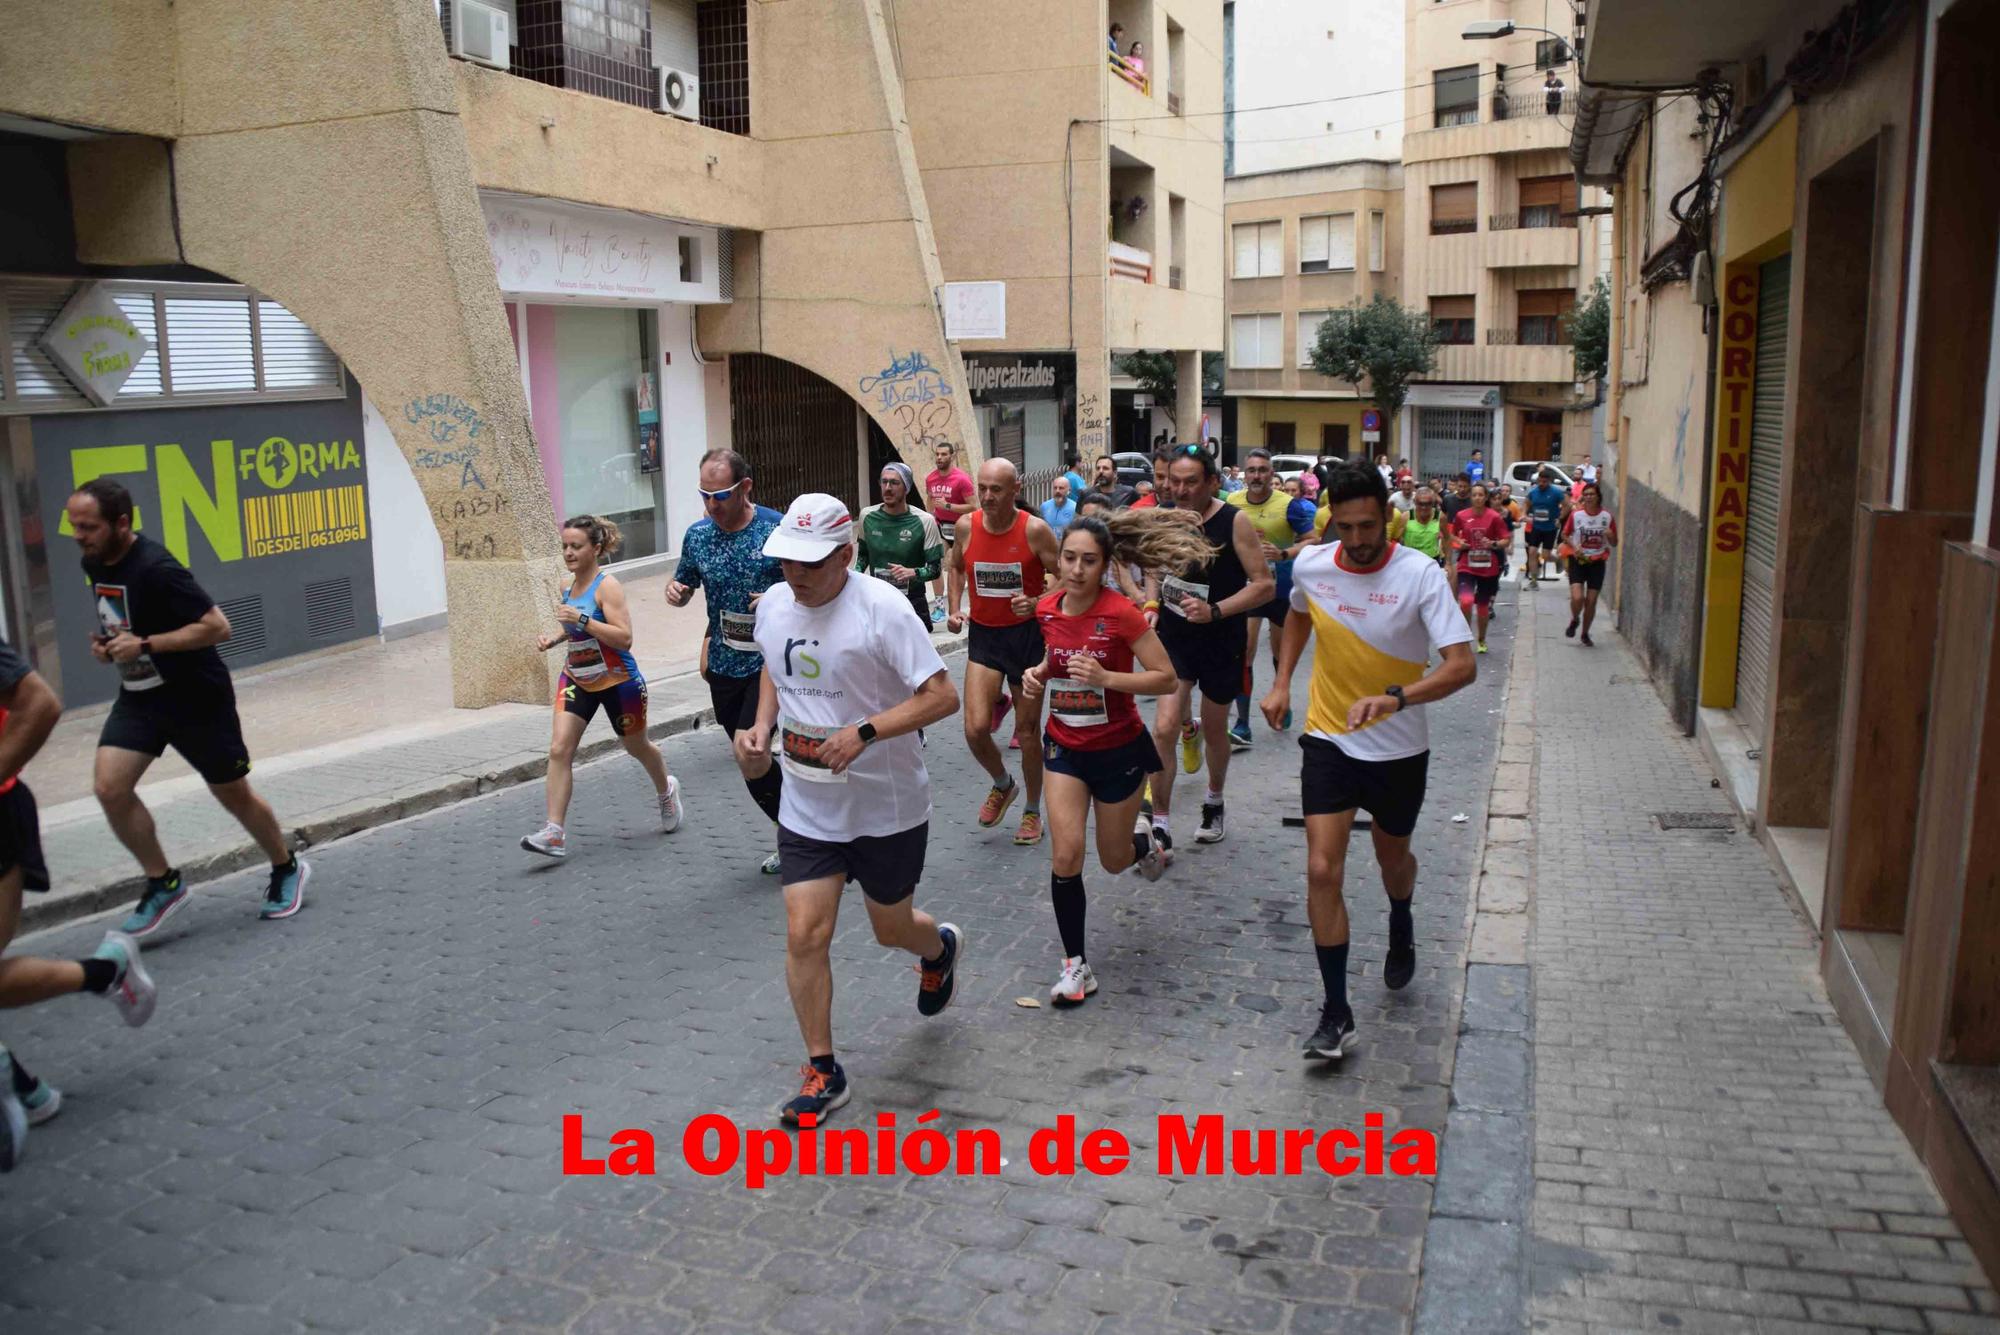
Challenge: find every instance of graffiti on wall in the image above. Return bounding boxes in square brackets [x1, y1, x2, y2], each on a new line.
[858, 351, 959, 456]
[1077, 391, 1106, 458]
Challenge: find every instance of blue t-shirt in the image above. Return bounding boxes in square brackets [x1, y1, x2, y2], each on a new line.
[1467, 459, 1486, 485]
[1525, 485, 1565, 531]
[1061, 469, 1087, 497]
[673, 505, 784, 680]
[1040, 498, 1076, 536]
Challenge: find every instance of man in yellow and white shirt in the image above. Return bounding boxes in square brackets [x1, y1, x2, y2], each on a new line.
[1262, 463, 1477, 1062]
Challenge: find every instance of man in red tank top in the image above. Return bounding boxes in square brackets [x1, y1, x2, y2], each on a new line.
[947, 459, 1062, 845]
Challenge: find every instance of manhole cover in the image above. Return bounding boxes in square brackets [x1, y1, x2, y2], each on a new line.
[1655, 811, 1735, 830]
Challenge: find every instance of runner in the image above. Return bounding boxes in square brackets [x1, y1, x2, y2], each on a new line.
[1524, 467, 1568, 586]
[1262, 464, 1477, 1060]
[1563, 482, 1619, 647]
[855, 462, 945, 632]
[737, 495, 964, 1124]
[665, 448, 788, 874]
[1, 637, 158, 1169]
[947, 459, 1061, 845]
[1448, 483, 1509, 655]
[1129, 446, 1176, 510]
[66, 479, 310, 936]
[1402, 486, 1448, 567]
[1021, 511, 1210, 1002]
[1227, 449, 1317, 749]
[923, 444, 977, 620]
[1146, 446, 1275, 848]
[520, 516, 681, 859]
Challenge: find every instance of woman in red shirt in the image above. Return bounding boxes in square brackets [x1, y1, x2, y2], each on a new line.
[1449, 483, 1510, 655]
[1021, 510, 1210, 1005]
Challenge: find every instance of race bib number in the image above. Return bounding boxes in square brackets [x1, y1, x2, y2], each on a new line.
[720, 609, 759, 654]
[1048, 678, 1108, 729]
[1578, 530, 1608, 555]
[871, 567, 905, 586]
[1463, 548, 1499, 575]
[93, 582, 162, 691]
[973, 562, 1023, 600]
[565, 638, 609, 683]
[780, 717, 847, 784]
[1531, 507, 1554, 525]
[1161, 575, 1209, 617]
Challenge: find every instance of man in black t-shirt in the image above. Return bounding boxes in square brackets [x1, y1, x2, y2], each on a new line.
[1, 636, 159, 1170]
[66, 479, 310, 937]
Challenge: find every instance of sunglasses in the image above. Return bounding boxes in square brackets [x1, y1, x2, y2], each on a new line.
[698, 479, 748, 502]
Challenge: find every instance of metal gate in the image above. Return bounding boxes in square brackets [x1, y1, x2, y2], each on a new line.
[1736, 253, 1790, 730]
[1416, 407, 1492, 480]
[727, 353, 861, 516]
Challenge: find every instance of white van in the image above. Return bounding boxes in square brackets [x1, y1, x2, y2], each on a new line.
[1505, 460, 1577, 492]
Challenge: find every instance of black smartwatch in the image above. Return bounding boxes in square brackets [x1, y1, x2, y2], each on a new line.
[856, 721, 879, 746]
[1385, 685, 1406, 712]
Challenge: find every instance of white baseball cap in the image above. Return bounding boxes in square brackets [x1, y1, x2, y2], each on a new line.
[762, 493, 856, 562]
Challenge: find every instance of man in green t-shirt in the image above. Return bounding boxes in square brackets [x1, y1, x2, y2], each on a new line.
[856, 462, 946, 631]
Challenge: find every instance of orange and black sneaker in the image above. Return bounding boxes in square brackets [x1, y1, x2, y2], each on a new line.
[1013, 810, 1044, 846]
[916, 923, 964, 1017]
[780, 1060, 850, 1125]
[976, 778, 1020, 828]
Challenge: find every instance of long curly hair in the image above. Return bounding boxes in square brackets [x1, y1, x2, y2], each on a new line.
[1063, 509, 1216, 580]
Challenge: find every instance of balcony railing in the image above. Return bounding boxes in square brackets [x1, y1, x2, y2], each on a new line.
[1488, 211, 1577, 231]
[1430, 217, 1478, 237]
[1110, 53, 1150, 95]
[1487, 327, 1570, 346]
[1490, 91, 1576, 120]
[1110, 242, 1153, 283]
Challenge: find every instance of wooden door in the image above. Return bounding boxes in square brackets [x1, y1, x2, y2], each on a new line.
[1322, 423, 1351, 460]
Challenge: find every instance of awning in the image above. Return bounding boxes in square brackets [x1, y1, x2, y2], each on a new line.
[1570, 88, 1652, 186]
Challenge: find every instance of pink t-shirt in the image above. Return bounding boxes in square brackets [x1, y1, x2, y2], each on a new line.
[1451, 508, 1511, 576]
[925, 468, 973, 526]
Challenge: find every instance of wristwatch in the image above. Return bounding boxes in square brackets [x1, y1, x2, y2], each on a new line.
[856, 721, 879, 746]
[1385, 684, 1406, 712]
[577, 612, 590, 630]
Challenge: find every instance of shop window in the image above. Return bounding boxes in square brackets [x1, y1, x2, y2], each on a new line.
[1232, 221, 1282, 278]
[1231, 313, 1282, 369]
[550, 306, 665, 562]
[1433, 64, 1479, 127]
[1517, 288, 1576, 345]
[1299, 214, 1355, 273]
[1431, 182, 1477, 236]
[1431, 295, 1474, 345]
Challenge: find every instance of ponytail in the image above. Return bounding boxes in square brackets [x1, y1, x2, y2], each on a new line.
[561, 514, 624, 559]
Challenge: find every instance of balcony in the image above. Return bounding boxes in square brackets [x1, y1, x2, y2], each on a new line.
[1110, 52, 1151, 96]
[1490, 91, 1576, 121]
[1432, 340, 1575, 383]
[1111, 242, 1154, 284]
[1404, 109, 1573, 164]
[1484, 223, 1582, 268]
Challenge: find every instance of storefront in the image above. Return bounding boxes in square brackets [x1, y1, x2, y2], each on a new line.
[962, 352, 1076, 477]
[1403, 383, 1502, 480]
[483, 192, 727, 569]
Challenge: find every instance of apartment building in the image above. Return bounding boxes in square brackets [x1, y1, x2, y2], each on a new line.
[0, 0, 1220, 707]
[1399, 0, 1604, 479]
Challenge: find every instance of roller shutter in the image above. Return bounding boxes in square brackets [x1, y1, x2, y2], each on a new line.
[1735, 252, 1789, 730]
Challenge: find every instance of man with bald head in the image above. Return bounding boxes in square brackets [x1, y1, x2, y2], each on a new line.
[948, 458, 1061, 844]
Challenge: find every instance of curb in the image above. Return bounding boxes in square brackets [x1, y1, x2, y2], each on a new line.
[22, 635, 967, 937]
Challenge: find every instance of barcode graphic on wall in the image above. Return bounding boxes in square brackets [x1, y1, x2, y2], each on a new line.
[242, 484, 369, 558]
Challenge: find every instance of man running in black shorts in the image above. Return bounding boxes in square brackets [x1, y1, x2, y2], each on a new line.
[1264, 465, 1475, 1061]
[666, 449, 789, 873]
[2, 637, 159, 1169]
[67, 479, 309, 937]
[1146, 446, 1274, 848]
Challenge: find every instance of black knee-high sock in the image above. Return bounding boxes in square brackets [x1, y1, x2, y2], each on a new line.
[8, 1051, 34, 1097]
[1315, 942, 1350, 1017]
[1051, 873, 1087, 961]
[745, 763, 784, 823]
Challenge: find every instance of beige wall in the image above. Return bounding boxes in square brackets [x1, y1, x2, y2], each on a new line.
[1235, 396, 1375, 456]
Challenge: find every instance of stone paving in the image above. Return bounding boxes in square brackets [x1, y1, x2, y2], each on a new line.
[1, 621, 1513, 1333]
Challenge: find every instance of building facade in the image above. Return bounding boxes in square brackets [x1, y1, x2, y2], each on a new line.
[0, 0, 1221, 706]
[1575, 0, 2000, 1277]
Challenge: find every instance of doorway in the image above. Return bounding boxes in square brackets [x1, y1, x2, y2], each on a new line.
[1265, 421, 1296, 452]
[1519, 410, 1562, 463]
[1321, 423, 1350, 461]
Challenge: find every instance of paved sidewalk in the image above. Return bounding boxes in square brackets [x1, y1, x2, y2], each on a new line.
[1519, 589, 1998, 1332]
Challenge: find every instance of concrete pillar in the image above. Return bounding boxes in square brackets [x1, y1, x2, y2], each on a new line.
[1176, 349, 1203, 443]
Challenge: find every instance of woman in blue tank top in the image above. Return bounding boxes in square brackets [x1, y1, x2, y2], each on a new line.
[520, 515, 682, 859]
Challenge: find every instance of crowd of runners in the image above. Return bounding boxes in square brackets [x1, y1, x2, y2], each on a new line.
[0, 439, 1620, 1158]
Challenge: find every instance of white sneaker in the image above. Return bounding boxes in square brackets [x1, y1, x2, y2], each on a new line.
[96, 931, 156, 1028]
[1050, 957, 1098, 1006]
[761, 848, 783, 876]
[521, 822, 567, 859]
[1131, 819, 1167, 881]
[659, 776, 683, 833]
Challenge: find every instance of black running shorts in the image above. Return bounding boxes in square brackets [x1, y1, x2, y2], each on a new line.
[777, 821, 929, 905]
[706, 670, 761, 739]
[99, 686, 251, 786]
[967, 619, 1045, 685]
[1042, 731, 1162, 805]
[1567, 557, 1607, 591]
[1300, 736, 1430, 839]
[0, 782, 50, 893]
[1160, 625, 1247, 704]
[558, 673, 648, 737]
[1456, 572, 1500, 608]
[1528, 526, 1559, 549]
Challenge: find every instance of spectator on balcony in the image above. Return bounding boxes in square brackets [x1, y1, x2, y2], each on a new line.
[1041, 477, 1077, 538]
[1544, 70, 1565, 116]
[1126, 42, 1147, 79]
[1108, 22, 1124, 53]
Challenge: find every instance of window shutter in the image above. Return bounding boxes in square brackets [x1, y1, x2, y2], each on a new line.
[1233, 224, 1260, 278]
[1434, 63, 1480, 116]
[1519, 177, 1563, 209]
[1261, 314, 1281, 367]
[1518, 289, 1574, 317]
[5, 284, 87, 406]
[1329, 214, 1356, 270]
[257, 301, 341, 392]
[1433, 183, 1477, 225]
[165, 295, 257, 393]
[1299, 311, 1332, 367]
[1369, 211, 1386, 271]
[1258, 223, 1281, 277]
[1431, 296, 1475, 320]
[1299, 216, 1329, 266]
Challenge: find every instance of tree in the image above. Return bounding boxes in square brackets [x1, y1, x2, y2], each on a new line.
[1570, 276, 1611, 384]
[1115, 351, 1226, 434]
[1307, 295, 1439, 454]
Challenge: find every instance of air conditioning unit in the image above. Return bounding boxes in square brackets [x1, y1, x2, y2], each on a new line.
[449, 0, 511, 71]
[658, 65, 700, 121]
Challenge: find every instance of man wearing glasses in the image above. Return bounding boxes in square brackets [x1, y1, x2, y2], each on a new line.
[666, 449, 788, 874]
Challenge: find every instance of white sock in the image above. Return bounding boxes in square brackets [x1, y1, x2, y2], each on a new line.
[1206, 789, 1223, 804]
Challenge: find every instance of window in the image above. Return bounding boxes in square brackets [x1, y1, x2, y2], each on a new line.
[1518, 175, 1578, 229]
[1535, 38, 1570, 69]
[1299, 310, 1334, 367]
[1232, 221, 1282, 278]
[1230, 313, 1282, 368]
[1431, 295, 1474, 346]
[1517, 289, 1576, 345]
[1431, 182, 1477, 236]
[1298, 214, 1355, 273]
[1433, 64, 1480, 127]
[1369, 210, 1386, 271]
[550, 305, 666, 561]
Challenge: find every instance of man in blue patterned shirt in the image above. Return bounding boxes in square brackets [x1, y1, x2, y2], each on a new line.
[667, 449, 788, 873]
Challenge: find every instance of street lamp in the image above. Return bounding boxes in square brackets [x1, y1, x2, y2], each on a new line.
[1462, 20, 1568, 44]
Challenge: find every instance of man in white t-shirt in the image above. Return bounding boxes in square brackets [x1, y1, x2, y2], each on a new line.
[737, 495, 965, 1126]
[1262, 464, 1477, 1062]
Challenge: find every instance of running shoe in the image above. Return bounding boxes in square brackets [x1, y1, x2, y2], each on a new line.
[1008, 732, 1022, 751]
[0, 1086, 24, 1173]
[780, 1062, 850, 1126]
[261, 856, 310, 921]
[119, 870, 188, 939]
[1050, 957, 1098, 1006]
[1581, 632, 1594, 648]
[916, 923, 963, 1017]
[930, 597, 946, 626]
[1477, 643, 1489, 655]
[659, 776, 684, 833]
[1303, 1005, 1356, 1060]
[761, 848, 783, 876]
[1227, 721, 1253, 751]
[20, 1079, 61, 1127]
[1179, 722, 1202, 774]
[1385, 914, 1416, 992]
[1566, 615, 1580, 638]
[990, 694, 1013, 735]
[521, 823, 567, 859]
[1196, 800, 1226, 844]
[1013, 810, 1043, 846]
[1131, 819, 1167, 881]
[976, 778, 1020, 828]
[95, 932, 156, 1029]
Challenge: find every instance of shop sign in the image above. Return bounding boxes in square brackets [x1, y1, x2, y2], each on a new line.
[963, 353, 1071, 403]
[39, 283, 155, 406]
[942, 282, 1006, 340]
[1700, 266, 1758, 709]
[1406, 384, 1501, 410]
[481, 194, 721, 304]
